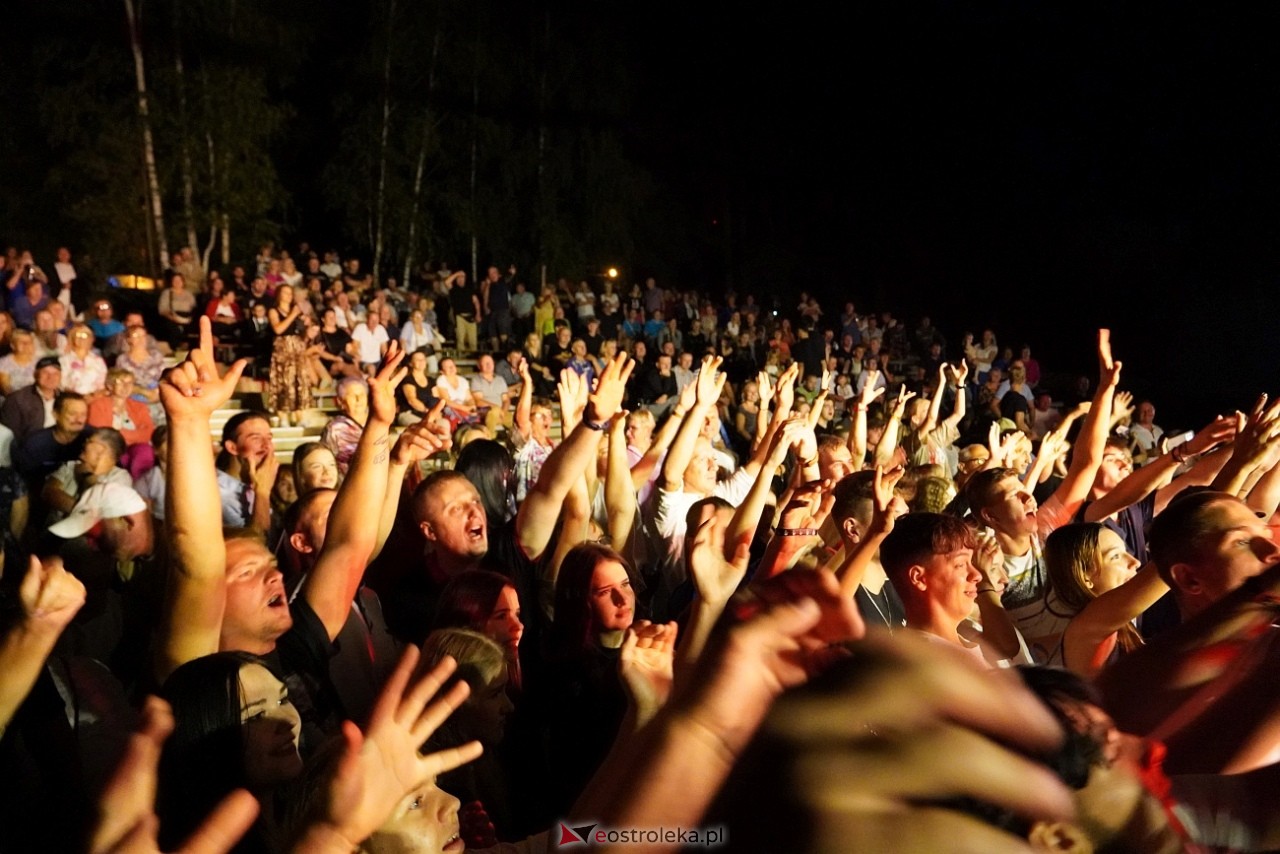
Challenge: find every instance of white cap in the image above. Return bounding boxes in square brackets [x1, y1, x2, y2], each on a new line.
[49, 482, 147, 538]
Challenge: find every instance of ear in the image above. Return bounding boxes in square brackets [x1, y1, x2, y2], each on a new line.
[419, 520, 438, 543]
[1027, 820, 1091, 853]
[1167, 562, 1202, 596]
[288, 532, 313, 555]
[840, 517, 862, 546]
[908, 564, 928, 592]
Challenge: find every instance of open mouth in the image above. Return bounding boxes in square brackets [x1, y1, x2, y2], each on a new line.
[267, 594, 285, 608]
[444, 832, 464, 852]
[467, 524, 484, 540]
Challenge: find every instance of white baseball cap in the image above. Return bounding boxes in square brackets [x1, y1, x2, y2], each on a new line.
[49, 482, 148, 539]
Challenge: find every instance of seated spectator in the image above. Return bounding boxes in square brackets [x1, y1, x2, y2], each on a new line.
[87, 299, 125, 349]
[351, 311, 390, 374]
[14, 391, 88, 480]
[0, 329, 39, 395]
[88, 368, 156, 478]
[216, 410, 276, 531]
[435, 357, 480, 428]
[157, 271, 197, 349]
[59, 323, 108, 399]
[0, 356, 62, 442]
[32, 308, 66, 357]
[321, 376, 368, 475]
[470, 354, 512, 435]
[10, 278, 49, 330]
[42, 426, 130, 526]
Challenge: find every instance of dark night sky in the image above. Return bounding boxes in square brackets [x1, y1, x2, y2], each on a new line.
[622, 3, 1280, 426]
[4, 2, 1279, 425]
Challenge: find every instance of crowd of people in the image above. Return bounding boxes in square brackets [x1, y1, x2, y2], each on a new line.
[0, 240, 1278, 853]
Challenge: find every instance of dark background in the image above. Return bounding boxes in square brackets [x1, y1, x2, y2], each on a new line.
[3, 1, 1279, 426]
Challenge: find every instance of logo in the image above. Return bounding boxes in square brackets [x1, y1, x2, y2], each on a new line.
[558, 823, 598, 846]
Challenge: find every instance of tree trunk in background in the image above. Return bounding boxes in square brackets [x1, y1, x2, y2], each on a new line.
[124, 0, 169, 272]
[201, 131, 218, 269]
[403, 31, 441, 288]
[371, 0, 396, 286]
[469, 55, 479, 281]
[174, 7, 198, 256]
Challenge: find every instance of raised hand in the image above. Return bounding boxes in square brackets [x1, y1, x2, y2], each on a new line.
[867, 465, 908, 538]
[675, 376, 697, 415]
[619, 620, 679, 717]
[857, 374, 885, 409]
[367, 342, 408, 425]
[19, 555, 86, 633]
[756, 632, 1072, 852]
[689, 511, 752, 606]
[950, 360, 970, 386]
[778, 479, 836, 534]
[89, 697, 259, 854]
[776, 362, 800, 415]
[695, 355, 726, 407]
[313, 648, 483, 849]
[159, 317, 248, 422]
[584, 352, 634, 425]
[557, 368, 588, 431]
[1185, 413, 1238, 457]
[246, 453, 279, 497]
[971, 531, 1004, 589]
[391, 401, 453, 467]
[1111, 390, 1135, 425]
[1097, 328, 1122, 388]
[757, 371, 774, 407]
[890, 385, 916, 417]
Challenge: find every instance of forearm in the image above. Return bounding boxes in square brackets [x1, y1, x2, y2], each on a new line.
[517, 419, 601, 561]
[662, 402, 712, 490]
[1085, 455, 1177, 522]
[850, 404, 869, 469]
[605, 427, 636, 550]
[836, 532, 888, 597]
[372, 462, 409, 562]
[305, 415, 392, 636]
[974, 594, 1022, 658]
[0, 622, 62, 732]
[872, 419, 902, 469]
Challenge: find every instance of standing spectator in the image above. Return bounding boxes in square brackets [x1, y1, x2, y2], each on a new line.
[266, 284, 313, 427]
[483, 265, 512, 351]
[52, 246, 78, 313]
[510, 280, 535, 344]
[446, 270, 481, 352]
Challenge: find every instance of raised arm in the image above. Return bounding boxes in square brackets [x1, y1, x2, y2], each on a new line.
[1085, 415, 1236, 523]
[873, 386, 915, 470]
[605, 412, 637, 550]
[375, 403, 451, 562]
[513, 358, 533, 442]
[0, 557, 85, 733]
[302, 346, 408, 640]
[724, 417, 797, 552]
[630, 381, 694, 490]
[837, 466, 906, 598]
[156, 318, 248, 682]
[753, 370, 773, 453]
[1211, 395, 1280, 499]
[1062, 562, 1168, 677]
[516, 352, 632, 562]
[1049, 329, 1121, 516]
[940, 361, 969, 431]
[267, 305, 301, 335]
[849, 369, 885, 470]
[661, 356, 724, 492]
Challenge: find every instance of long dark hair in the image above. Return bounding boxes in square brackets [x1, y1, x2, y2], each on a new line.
[435, 569, 511, 635]
[157, 651, 273, 853]
[550, 542, 634, 662]
[455, 439, 515, 524]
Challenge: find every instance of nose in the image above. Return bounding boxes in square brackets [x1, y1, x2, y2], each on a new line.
[610, 589, 626, 606]
[967, 565, 982, 584]
[1254, 533, 1280, 565]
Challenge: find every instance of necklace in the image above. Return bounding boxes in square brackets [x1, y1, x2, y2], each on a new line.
[861, 584, 895, 629]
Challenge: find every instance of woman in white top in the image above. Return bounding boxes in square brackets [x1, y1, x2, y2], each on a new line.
[434, 356, 479, 427]
[400, 309, 437, 355]
[965, 328, 998, 380]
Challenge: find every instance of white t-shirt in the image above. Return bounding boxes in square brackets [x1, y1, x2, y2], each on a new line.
[351, 324, 389, 364]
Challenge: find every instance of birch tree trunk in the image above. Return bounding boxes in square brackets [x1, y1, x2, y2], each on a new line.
[371, 0, 396, 286]
[123, 0, 169, 272]
[173, 7, 198, 256]
[402, 31, 441, 287]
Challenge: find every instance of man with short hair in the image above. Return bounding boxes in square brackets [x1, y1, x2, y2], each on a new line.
[470, 354, 512, 435]
[831, 471, 906, 632]
[216, 410, 277, 531]
[351, 311, 390, 374]
[42, 426, 130, 523]
[1, 356, 61, 441]
[14, 392, 88, 480]
[445, 270, 481, 353]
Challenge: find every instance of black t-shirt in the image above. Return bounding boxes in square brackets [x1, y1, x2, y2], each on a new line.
[449, 284, 479, 320]
[321, 327, 354, 362]
[267, 596, 341, 753]
[1000, 389, 1031, 423]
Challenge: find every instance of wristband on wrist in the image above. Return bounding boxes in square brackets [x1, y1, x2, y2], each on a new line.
[778, 527, 819, 537]
[1171, 444, 1194, 464]
[583, 418, 609, 431]
[798, 455, 818, 468]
